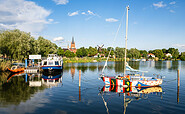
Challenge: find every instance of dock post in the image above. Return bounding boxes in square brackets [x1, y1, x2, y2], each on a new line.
[177, 69, 180, 103]
[79, 70, 81, 87]
[177, 69, 180, 87]
[25, 73, 28, 83]
[25, 58, 27, 68]
[79, 70, 81, 101]
[79, 86, 81, 101]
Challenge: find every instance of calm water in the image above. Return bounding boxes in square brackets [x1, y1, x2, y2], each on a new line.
[0, 61, 185, 114]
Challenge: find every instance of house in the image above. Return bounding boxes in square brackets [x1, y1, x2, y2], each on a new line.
[147, 53, 155, 58]
[165, 53, 172, 58]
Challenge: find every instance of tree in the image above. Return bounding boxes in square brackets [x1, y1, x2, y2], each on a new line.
[37, 36, 57, 57]
[139, 50, 148, 58]
[162, 48, 167, 54]
[76, 47, 88, 57]
[168, 48, 179, 60]
[128, 48, 140, 59]
[180, 52, 185, 61]
[114, 47, 125, 58]
[64, 50, 75, 58]
[153, 49, 164, 59]
[57, 47, 64, 56]
[88, 46, 98, 57]
[0, 29, 37, 60]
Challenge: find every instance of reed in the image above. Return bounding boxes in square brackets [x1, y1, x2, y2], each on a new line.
[0, 61, 11, 71]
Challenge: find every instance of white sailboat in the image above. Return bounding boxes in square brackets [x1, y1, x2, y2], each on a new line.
[100, 5, 163, 87]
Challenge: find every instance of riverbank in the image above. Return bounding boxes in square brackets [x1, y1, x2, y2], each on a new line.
[63, 57, 130, 63]
[0, 61, 11, 72]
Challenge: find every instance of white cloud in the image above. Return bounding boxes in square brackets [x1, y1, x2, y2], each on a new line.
[81, 12, 86, 15]
[53, 37, 64, 41]
[173, 44, 185, 49]
[169, 1, 176, 5]
[105, 18, 118, 22]
[153, 1, 167, 8]
[0, 0, 52, 34]
[170, 10, 175, 13]
[68, 10, 100, 21]
[53, 0, 69, 5]
[87, 10, 95, 15]
[68, 11, 79, 16]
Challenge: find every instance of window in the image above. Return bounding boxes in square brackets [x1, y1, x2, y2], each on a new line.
[55, 61, 59, 65]
[48, 61, 53, 65]
[44, 61, 47, 65]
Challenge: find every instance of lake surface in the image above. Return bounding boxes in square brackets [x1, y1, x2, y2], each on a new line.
[0, 61, 185, 114]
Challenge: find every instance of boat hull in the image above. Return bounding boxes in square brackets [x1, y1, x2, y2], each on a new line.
[131, 79, 163, 87]
[101, 76, 162, 87]
[41, 65, 63, 72]
[7, 67, 25, 73]
[101, 76, 130, 87]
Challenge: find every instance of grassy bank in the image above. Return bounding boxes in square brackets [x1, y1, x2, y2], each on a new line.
[62, 57, 124, 63]
[0, 61, 11, 72]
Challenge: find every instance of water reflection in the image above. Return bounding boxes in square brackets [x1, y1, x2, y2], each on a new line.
[0, 73, 46, 107]
[42, 71, 63, 87]
[0, 70, 63, 107]
[100, 85, 163, 114]
[154, 61, 179, 71]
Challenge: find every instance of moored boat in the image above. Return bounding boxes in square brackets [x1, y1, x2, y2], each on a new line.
[7, 65, 25, 73]
[100, 5, 163, 87]
[41, 54, 63, 72]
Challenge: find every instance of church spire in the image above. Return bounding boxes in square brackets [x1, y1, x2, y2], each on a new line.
[72, 36, 74, 44]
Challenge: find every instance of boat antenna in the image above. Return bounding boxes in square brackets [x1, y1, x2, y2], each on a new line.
[124, 5, 129, 77]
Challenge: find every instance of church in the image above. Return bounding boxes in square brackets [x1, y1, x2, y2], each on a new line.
[69, 37, 77, 53]
[63, 37, 77, 53]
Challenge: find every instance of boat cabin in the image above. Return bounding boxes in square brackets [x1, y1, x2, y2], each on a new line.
[42, 54, 63, 66]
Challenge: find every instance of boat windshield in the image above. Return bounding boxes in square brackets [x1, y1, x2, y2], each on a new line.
[55, 61, 59, 65]
[48, 61, 54, 65]
[43, 61, 47, 65]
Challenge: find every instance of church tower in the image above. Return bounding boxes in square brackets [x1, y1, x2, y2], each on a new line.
[71, 37, 75, 49]
[69, 37, 77, 53]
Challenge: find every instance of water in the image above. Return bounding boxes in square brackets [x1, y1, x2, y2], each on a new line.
[0, 61, 185, 114]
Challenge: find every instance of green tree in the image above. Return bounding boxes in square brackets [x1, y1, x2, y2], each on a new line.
[128, 48, 140, 59]
[76, 47, 88, 57]
[57, 47, 64, 56]
[64, 50, 75, 58]
[37, 36, 57, 57]
[153, 49, 164, 59]
[180, 52, 185, 61]
[139, 50, 148, 58]
[88, 46, 98, 57]
[168, 48, 179, 60]
[0, 29, 37, 60]
[162, 48, 167, 54]
[114, 47, 125, 58]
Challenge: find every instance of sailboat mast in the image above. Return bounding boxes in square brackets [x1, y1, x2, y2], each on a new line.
[124, 5, 129, 76]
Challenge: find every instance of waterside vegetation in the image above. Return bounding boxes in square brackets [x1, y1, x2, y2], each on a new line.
[0, 29, 185, 68]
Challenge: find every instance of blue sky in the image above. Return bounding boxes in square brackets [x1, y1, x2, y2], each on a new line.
[0, 0, 185, 52]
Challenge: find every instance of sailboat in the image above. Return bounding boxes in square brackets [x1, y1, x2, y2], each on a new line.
[100, 6, 163, 87]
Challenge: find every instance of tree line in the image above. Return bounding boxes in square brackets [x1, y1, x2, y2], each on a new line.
[0, 29, 185, 61]
[0, 29, 57, 61]
[58, 46, 185, 61]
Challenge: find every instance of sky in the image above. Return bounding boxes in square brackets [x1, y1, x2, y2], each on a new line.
[0, 0, 185, 52]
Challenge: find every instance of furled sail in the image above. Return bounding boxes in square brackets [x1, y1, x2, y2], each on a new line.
[126, 62, 148, 73]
